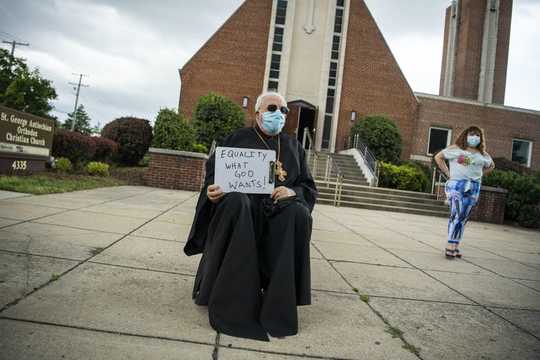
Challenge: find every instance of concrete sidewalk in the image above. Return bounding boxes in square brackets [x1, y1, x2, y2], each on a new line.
[0, 186, 538, 359]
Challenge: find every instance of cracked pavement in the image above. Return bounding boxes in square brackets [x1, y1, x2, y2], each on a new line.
[0, 186, 539, 359]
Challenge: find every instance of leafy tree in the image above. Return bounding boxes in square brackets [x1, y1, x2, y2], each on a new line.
[351, 115, 402, 164]
[152, 108, 198, 151]
[62, 104, 93, 135]
[0, 48, 57, 118]
[191, 92, 245, 147]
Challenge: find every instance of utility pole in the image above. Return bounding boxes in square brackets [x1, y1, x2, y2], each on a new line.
[2, 40, 29, 57]
[68, 73, 89, 131]
[2, 40, 29, 65]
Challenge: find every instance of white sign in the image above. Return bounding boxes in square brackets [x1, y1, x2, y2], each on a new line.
[214, 146, 276, 194]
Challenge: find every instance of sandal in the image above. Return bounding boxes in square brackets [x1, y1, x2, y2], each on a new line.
[445, 248, 455, 259]
[454, 249, 462, 258]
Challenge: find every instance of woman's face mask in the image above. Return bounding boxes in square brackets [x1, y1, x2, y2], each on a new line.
[260, 110, 286, 135]
[467, 134, 481, 147]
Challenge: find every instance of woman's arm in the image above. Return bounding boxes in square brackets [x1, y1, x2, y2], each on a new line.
[434, 150, 450, 178]
[484, 153, 495, 176]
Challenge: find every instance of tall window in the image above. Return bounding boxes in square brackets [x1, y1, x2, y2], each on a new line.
[427, 127, 452, 155]
[322, 0, 345, 149]
[512, 139, 532, 167]
[267, 0, 288, 91]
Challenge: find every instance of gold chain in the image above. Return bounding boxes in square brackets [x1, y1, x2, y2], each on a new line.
[253, 128, 287, 181]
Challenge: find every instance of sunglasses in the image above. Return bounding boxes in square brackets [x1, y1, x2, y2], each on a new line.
[266, 104, 289, 114]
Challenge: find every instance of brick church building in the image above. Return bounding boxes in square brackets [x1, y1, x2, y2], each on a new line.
[178, 0, 539, 170]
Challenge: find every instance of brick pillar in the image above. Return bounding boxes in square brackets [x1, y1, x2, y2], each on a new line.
[143, 148, 207, 191]
[470, 185, 507, 224]
[436, 184, 507, 224]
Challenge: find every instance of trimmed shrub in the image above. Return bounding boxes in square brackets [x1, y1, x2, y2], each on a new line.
[86, 161, 110, 177]
[483, 169, 540, 228]
[492, 157, 534, 176]
[378, 162, 429, 192]
[351, 115, 402, 164]
[52, 129, 96, 166]
[92, 137, 119, 162]
[101, 117, 153, 166]
[192, 93, 245, 148]
[54, 157, 72, 173]
[192, 143, 208, 154]
[152, 108, 197, 151]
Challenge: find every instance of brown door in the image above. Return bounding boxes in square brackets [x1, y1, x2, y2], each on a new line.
[283, 103, 300, 137]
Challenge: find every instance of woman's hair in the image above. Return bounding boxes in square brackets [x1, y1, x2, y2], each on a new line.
[454, 126, 486, 154]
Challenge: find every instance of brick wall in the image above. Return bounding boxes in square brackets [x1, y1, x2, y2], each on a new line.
[336, 0, 419, 156]
[412, 94, 540, 170]
[178, 0, 272, 124]
[436, 184, 507, 224]
[143, 148, 207, 191]
[452, 0, 487, 101]
[493, 0, 513, 104]
[470, 186, 507, 224]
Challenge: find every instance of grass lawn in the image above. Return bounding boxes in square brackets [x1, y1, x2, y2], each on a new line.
[0, 172, 127, 195]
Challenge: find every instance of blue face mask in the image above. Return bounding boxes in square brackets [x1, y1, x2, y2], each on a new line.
[261, 110, 286, 135]
[467, 134, 481, 147]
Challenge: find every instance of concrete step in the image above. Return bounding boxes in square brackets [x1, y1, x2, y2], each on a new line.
[317, 186, 444, 205]
[316, 181, 437, 200]
[317, 198, 449, 218]
[317, 191, 447, 212]
[315, 177, 369, 186]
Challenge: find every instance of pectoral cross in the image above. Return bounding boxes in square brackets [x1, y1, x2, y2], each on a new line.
[276, 160, 288, 182]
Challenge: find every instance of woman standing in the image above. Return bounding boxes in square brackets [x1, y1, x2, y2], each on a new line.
[434, 126, 495, 259]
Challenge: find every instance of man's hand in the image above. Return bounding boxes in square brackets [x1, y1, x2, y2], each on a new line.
[207, 184, 225, 203]
[271, 186, 295, 202]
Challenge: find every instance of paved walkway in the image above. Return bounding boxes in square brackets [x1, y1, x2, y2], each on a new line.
[0, 186, 539, 359]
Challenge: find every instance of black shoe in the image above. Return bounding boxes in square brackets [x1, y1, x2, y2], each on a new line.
[445, 248, 455, 259]
[454, 249, 462, 258]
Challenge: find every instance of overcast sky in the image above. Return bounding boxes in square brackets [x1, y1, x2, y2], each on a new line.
[0, 0, 539, 128]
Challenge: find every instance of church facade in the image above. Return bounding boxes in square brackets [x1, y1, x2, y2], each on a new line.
[178, 0, 539, 170]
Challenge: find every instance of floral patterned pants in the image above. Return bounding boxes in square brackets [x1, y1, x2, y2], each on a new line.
[445, 179, 481, 245]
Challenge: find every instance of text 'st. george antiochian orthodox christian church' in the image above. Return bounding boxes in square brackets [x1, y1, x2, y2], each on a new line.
[178, 0, 539, 170]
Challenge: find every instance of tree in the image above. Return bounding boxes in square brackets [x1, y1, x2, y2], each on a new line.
[0, 49, 57, 118]
[152, 108, 198, 151]
[191, 92, 245, 148]
[62, 104, 93, 135]
[351, 115, 403, 164]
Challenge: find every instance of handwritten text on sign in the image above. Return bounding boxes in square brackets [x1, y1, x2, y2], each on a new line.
[214, 147, 276, 194]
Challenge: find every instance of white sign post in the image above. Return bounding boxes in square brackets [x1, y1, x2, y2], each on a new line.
[214, 146, 276, 194]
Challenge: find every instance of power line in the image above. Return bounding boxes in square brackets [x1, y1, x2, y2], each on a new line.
[68, 73, 90, 131]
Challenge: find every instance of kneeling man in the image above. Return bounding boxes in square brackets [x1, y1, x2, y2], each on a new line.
[184, 91, 317, 341]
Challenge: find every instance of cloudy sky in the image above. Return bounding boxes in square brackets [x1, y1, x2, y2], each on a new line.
[1, 0, 539, 128]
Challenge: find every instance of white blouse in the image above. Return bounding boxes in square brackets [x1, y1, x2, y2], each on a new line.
[442, 146, 493, 181]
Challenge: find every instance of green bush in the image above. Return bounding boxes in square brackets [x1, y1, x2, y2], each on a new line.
[351, 115, 402, 163]
[54, 157, 72, 173]
[101, 117, 153, 166]
[492, 157, 534, 176]
[378, 162, 429, 192]
[86, 161, 110, 177]
[152, 108, 197, 151]
[192, 143, 208, 154]
[191, 93, 245, 148]
[483, 169, 540, 228]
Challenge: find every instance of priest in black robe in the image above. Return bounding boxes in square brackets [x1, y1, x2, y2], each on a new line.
[184, 91, 317, 341]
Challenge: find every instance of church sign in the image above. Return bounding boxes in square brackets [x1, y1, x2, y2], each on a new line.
[0, 105, 55, 174]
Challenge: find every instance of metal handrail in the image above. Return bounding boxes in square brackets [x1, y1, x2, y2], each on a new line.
[351, 133, 379, 186]
[304, 127, 344, 206]
[431, 166, 449, 201]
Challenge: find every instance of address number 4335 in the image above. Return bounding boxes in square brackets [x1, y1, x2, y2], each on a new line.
[12, 160, 28, 170]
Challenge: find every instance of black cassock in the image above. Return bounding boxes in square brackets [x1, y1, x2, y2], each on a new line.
[184, 127, 317, 341]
